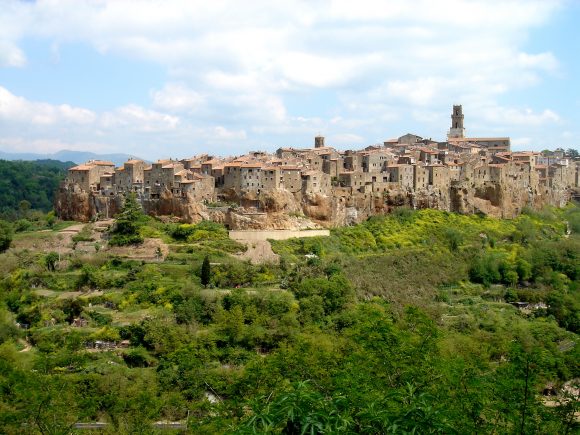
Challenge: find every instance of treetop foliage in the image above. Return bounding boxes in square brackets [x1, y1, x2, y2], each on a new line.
[0, 204, 578, 432]
[0, 159, 74, 215]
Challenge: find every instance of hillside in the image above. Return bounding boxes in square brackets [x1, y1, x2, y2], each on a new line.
[0, 205, 578, 433]
[0, 159, 75, 215]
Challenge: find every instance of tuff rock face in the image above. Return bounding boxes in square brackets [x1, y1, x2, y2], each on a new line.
[55, 182, 571, 229]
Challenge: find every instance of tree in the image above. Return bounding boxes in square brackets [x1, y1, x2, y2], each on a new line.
[0, 219, 13, 253]
[109, 193, 145, 246]
[44, 251, 59, 271]
[201, 255, 211, 287]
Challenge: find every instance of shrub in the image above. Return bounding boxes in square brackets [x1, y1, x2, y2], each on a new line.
[0, 220, 13, 253]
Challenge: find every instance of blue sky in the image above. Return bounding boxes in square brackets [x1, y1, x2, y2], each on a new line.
[0, 0, 578, 161]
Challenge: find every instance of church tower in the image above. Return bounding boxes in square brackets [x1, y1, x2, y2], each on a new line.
[448, 104, 466, 139]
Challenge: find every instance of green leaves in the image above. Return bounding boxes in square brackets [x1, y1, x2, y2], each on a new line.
[108, 193, 145, 246]
[0, 219, 13, 252]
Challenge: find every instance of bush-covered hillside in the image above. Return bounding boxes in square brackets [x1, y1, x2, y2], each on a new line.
[0, 206, 578, 433]
[0, 159, 74, 215]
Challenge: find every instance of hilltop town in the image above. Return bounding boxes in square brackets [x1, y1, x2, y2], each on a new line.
[56, 106, 580, 229]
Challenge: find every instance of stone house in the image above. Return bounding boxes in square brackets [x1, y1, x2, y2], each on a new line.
[385, 164, 414, 190]
[239, 163, 263, 192]
[261, 166, 282, 191]
[115, 159, 145, 193]
[426, 164, 449, 189]
[446, 163, 463, 182]
[361, 149, 392, 173]
[211, 165, 225, 188]
[99, 172, 115, 195]
[181, 154, 210, 169]
[144, 160, 185, 198]
[67, 160, 116, 192]
[338, 171, 370, 190]
[414, 165, 429, 189]
[418, 147, 439, 164]
[302, 170, 330, 195]
[323, 158, 343, 179]
[343, 151, 363, 172]
[398, 133, 423, 145]
[280, 166, 302, 193]
[180, 173, 215, 201]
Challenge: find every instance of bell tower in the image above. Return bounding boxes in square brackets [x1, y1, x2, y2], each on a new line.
[448, 104, 466, 139]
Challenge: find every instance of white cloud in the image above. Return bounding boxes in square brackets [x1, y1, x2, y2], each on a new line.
[331, 133, 366, 145]
[0, 0, 569, 157]
[211, 126, 247, 141]
[100, 104, 180, 132]
[517, 52, 559, 72]
[0, 86, 96, 125]
[151, 83, 205, 113]
[482, 106, 561, 126]
[0, 40, 26, 67]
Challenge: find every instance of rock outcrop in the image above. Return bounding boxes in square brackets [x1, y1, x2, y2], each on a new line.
[55, 180, 572, 229]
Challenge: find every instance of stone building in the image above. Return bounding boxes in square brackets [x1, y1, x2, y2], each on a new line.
[302, 170, 330, 195]
[67, 160, 116, 192]
[144, 160, 185, 198]
[385, 164, 414, 190]
[180, 173, 215, 201]
[448, 105, 466, 139]
[115, 159, 145, 193]
[280, 166, 302, 193]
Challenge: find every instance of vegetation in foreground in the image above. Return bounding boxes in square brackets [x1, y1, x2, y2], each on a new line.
[0, 203, 578, 433]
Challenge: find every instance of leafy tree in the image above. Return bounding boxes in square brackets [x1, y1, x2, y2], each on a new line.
[201, 255, 211, 287]
[0, 159, 74, 214]
[44, 251, 59, 271]
[0, 219, 13, 252]
[109, 193, 145, 246]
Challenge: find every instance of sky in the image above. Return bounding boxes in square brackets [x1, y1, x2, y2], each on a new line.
[0, 0, 579, 161]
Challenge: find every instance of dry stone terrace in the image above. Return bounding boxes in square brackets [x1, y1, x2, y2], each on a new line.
[58, 106, 580, 224]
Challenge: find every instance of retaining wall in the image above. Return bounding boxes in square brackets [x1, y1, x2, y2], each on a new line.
[229, 229, 330, 241]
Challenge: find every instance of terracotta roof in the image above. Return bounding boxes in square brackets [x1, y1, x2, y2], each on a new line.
[69, 165, 91, 171]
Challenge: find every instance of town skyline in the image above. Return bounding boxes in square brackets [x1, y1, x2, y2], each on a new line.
[1, 1, 579, 160]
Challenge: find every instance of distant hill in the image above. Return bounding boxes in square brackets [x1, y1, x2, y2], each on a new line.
[0, 159, 76, 214]
[0, 149, 145, 166]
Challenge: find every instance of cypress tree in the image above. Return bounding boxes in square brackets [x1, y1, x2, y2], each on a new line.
[201, 255, 211, 287]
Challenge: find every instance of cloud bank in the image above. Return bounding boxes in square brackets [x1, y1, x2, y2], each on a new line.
[0, 0, 570, 158]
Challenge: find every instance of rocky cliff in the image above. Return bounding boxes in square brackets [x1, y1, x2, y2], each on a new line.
[55, 181, 571, 228]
